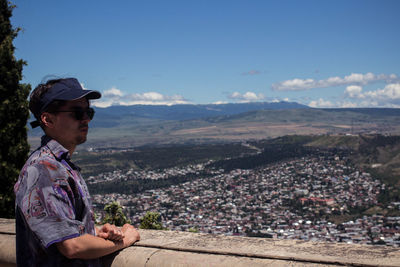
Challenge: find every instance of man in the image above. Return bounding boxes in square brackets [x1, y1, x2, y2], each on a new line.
[14, 78, 140, 266]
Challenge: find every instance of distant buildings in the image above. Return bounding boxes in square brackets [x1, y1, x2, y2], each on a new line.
[91, 153, 399, 247]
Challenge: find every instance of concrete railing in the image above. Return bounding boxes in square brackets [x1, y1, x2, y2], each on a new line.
[1, 218, 399, 266]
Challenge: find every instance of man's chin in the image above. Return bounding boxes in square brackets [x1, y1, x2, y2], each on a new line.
[76, 136, 87, 145]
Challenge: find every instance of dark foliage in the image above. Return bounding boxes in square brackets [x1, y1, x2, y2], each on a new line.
[101, 201, 131, 226]
[139, 211, 164, 230]
[0, 0, 30, 218]
[89, 172, 211, 195]
[209, 144, 315, 172]
[76, 143, 252, 177]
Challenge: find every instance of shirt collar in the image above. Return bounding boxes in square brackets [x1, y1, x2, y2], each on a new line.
[43, 136, 70, 159]
[41, 135, 81, 171]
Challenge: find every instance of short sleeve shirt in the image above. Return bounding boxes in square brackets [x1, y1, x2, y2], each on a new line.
[14, 136, 101, 266]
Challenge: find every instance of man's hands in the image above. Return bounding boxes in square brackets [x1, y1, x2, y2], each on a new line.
[97, 223, 124, 241]
[121, 223, 140, 247]
[97, 223, 140, 248]
[57, 223, 140, 259]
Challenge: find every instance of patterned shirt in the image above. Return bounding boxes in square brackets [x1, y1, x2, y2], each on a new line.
[14, 136, 101, 266]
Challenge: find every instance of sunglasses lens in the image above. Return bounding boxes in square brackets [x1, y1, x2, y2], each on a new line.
[74, 108, 95, 120]
[74, 110, 83, 120]
[87, 108, 95, 120]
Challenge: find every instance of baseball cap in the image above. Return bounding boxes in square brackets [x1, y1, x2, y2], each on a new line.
[30, 78, 101, 128]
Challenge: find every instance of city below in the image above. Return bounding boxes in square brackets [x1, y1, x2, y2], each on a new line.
[88, 150, 400, 247]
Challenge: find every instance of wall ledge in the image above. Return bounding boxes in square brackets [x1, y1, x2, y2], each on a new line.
[1, 218, 399, 266]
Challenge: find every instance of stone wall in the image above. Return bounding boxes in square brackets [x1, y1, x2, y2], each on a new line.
[1, 218, 399, 266]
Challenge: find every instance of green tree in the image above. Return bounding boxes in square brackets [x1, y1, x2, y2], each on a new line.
[101, 201, 131, 227]
[188, 227, 199, 233]
[139, 211, 164, 230]
[0, 0, 31, 218]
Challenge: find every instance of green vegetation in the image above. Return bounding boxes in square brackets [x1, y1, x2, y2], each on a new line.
[139, 211, 165, 230]
[101, 201, 131, 226]
[0, 0, 31, 218]
[209, 143, 316, 172]
[188, 227, 199, 233]
[75, 143, 254, 177]
[89, 172, 210, 195]
[306, 135, 361, 149]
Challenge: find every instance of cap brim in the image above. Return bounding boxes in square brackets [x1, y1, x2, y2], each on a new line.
[55, 89, 101, 101]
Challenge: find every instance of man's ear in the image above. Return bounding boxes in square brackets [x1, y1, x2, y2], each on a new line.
[41, 112, 56, 129]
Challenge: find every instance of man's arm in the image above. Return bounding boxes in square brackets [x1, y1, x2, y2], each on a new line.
[56, 224, 140, 259]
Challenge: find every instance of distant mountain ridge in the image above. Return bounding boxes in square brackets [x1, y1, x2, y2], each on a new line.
[93, 101, 308, 124]
[28, 101, 400, 149]
[92, 104, 400, 129]
[29, 101, 308, 135]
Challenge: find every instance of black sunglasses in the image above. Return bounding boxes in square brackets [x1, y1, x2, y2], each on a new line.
[56, 107, 95, 121]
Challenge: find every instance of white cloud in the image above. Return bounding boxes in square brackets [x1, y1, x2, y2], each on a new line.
[128, 92, 165, 101]
[276, 78, 315, 91]
[230, 92, 241, 98]
[212, 101, 228, 105]
[92, 87, 190, 107]
[345, 85, 363, 98]
[91, 100, 114, 108]
[307, 83, 400, 108]
[103, 87, 123, 97]
[342, 83, 400, 106]
[308, 98, 335, 108]
[270, 97, 290, 103]
[243, 92, 262, 100]
[308, 98, 365, 108]
[272, 72, 398, 91]
[124, 92, 187, 105]
[363, 83, 400, 100]
[338, 101, 359, 108]
[228, 91, 265, 102]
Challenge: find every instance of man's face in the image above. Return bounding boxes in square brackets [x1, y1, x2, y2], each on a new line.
[51, 98, 91, 148]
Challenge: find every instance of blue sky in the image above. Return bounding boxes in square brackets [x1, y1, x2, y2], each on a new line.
[11, 0, 400, 108]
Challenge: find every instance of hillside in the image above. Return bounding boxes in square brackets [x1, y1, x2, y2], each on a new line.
[28, 103, 400, 149]
[79, 134, 400, 216]
[306, 135, 400, 189]
[93, 101, 308, 123]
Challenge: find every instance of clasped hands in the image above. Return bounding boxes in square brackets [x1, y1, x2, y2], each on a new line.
[97, 223, 140, 246]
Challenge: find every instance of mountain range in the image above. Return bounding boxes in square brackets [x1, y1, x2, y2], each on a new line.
[27, 101, 400, 149]
[90, 101, 308, 128]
